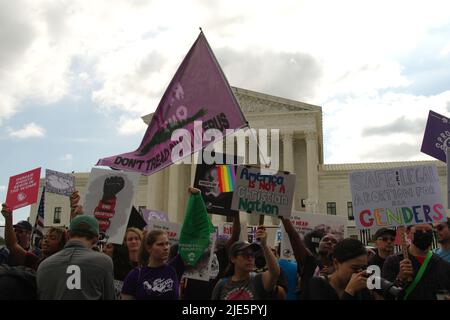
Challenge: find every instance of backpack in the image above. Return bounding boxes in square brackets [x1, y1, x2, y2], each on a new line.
[0, 264, 37, 300]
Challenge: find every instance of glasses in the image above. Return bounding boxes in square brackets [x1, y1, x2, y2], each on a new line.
[378, 236, 395, 242]
[237, 251, 255, 259]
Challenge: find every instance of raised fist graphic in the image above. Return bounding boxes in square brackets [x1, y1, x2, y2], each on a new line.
[94, 176, 125, 233]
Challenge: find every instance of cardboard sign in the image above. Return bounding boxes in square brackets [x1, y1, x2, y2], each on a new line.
[216, 221, 248, 243]
[142, 208, 169, 222]
[349, 165, 446, 230]
[83, 168, 140, 244]
[194, 152, 242, 216]
[146, 219, 180, 245]
[280, 212, 347, 260]
[45, 169, 75, 196]
[231, 166, 296, 218]
[6, 168, 41, 210]
[420, 110, 450, 162]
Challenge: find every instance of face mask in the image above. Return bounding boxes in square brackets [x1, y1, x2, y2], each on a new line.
[412, 230, 433, 250]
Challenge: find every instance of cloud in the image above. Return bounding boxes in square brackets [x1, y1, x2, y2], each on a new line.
[60, 153, 73, 161]
[118, 117, 148, 136]
[362, 116, 424, 137]
[217, 49, 323, 102]
[9, 123, 46, 139]
[324, 90, 450, 163]
[360, 143, 422, 162]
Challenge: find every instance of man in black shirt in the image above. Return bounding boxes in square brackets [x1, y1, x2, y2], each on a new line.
[382, 224, 450, 300]
[368, 228, 396, 271]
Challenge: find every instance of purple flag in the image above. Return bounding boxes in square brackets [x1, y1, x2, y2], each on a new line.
[97, 32, 247, 175]
[421, 110, 450, 162]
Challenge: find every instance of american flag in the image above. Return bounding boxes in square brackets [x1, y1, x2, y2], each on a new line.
[33, 187, 45, 235]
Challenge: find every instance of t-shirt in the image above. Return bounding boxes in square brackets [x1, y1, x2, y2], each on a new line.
[434, 248, 450, 263]
[279, 259, 298, 300]
[121, 255, 185, 300]
[211, 272, 268, 300]
[368, 254, 386, 271]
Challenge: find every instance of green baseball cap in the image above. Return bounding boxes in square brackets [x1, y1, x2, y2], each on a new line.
[69, 215, 99, 236]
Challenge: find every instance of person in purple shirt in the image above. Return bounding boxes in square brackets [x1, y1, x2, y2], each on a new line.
[121, 229, 185, 300]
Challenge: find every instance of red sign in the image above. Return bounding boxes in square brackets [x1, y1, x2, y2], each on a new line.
[6, 168, 41, 210]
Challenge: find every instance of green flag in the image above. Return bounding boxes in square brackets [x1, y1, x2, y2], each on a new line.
[179, 192, 215, 266]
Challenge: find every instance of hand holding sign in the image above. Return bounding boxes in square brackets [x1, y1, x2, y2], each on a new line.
[1, 203, 12, 219]
[255, 226, 267, 246]
[399, 259, 414, 283]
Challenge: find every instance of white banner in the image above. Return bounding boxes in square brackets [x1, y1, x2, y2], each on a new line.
[349, 164, 446, 230]
[280, 212, 347, 261]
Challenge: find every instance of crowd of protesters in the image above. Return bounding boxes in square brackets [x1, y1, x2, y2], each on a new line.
[1, 187, 450, 300]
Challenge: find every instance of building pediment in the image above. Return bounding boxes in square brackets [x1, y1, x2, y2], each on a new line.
[231, 87, 321, 114]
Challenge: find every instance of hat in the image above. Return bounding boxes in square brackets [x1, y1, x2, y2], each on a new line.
[13, 220, 32, 232]
[229, 241, 260, 259]
[372, 228, 396, 241]
[69, 215, 99, 236]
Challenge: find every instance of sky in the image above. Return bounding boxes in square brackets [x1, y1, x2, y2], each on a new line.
[1, 0, 450, 223]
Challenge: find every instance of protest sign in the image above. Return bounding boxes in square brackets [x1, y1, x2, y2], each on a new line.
[142, 208, 169, 222]
[421, 110, 450, 162]
[349, 164, 446, 230]
[280, 212, 347, 260]
[147, 219, 181, 245]
[216, 221, 248, 242]
[83, 168, 140, 244]
[6, 168, 41, 210]
[45, 169, 75, 197]
[231, 166, 295, 218]
[194, 152, 241, 216]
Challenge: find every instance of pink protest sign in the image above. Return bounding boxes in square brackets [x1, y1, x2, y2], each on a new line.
[6, 167, 41, 210]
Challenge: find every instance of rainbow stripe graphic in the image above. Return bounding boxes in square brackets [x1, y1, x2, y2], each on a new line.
[217, 165, 236, 193]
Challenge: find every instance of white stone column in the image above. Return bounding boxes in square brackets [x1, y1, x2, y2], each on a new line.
[282, 130, 295, 172]
[167, 164, 182, 223]
[305, 131, 319, 213]
[147, 170, 165, 211]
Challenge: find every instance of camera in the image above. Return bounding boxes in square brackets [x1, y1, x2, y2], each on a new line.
[371, 276, 403, 299]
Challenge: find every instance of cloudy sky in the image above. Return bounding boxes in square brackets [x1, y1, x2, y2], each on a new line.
[1, 0, 450, 223]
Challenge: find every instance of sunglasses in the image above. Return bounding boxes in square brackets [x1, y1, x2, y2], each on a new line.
[378, 236, 395, 242]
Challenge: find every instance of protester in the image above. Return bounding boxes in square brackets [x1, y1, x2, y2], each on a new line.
[280, 216, 318, 299]
[307, 238, 373, 300]
[434, 218, 450, 263]
[120, 229, 185, 300]
[9, 220, 33, 258]
[382, 223, 450, 300]
[1, 204, 66, 270]
[368, 228, 396, 271]
[113, 228, 143, 281]
[37, 215, 115, 299]
[102, 242, 115, 258]
[0, 263, 37, 300]
[211, 226, 280, 300]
